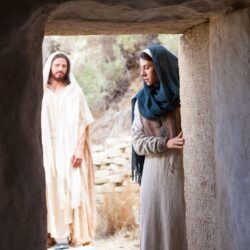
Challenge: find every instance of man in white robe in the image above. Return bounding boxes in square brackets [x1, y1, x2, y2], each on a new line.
[41, 51, 95, 248]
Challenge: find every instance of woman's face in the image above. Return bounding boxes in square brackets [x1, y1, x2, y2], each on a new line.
[139, 58, 158, 86]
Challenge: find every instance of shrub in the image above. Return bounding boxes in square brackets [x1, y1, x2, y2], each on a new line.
[96, 184, 139, 237]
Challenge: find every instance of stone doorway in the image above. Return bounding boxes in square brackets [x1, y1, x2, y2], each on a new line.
[1, 2, 249, 250]
[42, 34, 179, 250]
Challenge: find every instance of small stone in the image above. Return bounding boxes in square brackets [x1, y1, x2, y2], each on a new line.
[109, 157, 128, 166]
[105, 148, 123, 158]
[92, 152, 108, 165]
[109, 164, 124, 173]
[94, 170, 111, 184]
[95, 170, 111, 178]
[108, 174, 125, 184]
[91, 144, 104, 152]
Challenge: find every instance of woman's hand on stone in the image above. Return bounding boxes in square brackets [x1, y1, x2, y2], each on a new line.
[167, 131, 185, 149]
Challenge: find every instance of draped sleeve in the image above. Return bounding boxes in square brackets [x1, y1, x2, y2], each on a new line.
[75, 89, 94, 157]
[80, 90, 94, 125]
[131, 102, 168, 156]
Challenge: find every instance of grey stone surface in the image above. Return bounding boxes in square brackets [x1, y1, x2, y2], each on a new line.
[0, 7, 49, 250]
[45, 0, 250, 35]
[210, 8, 250, 250]
[179, 22, 217, 250]
[179, 7, 250, 250]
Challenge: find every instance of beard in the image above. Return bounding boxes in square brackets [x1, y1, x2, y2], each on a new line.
[51, 71, 67, 81]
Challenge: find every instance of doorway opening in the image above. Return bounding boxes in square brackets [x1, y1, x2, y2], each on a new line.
[42, 34, 180, 250]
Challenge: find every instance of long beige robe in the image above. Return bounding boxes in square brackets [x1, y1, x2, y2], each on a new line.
[41, 52, 95, 244]
[132, 102, 187, 250]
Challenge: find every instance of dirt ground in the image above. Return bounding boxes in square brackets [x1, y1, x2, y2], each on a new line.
[95, 230, 139, 250]
[48, 229, 139, 250]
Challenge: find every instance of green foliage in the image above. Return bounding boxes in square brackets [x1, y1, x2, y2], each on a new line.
[72, 37, 126, 110]
[116, 34, 180, 55]
[76, 63, 103, 104]
[116, 35, 139, 51]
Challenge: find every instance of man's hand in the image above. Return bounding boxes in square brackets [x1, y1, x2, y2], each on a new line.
[167, 131, 185, 149]
[71, 150, 83, 168]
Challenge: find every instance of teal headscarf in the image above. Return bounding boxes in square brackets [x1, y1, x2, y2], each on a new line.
[132, 45, 180, 184]
[136, 44, 180, 119]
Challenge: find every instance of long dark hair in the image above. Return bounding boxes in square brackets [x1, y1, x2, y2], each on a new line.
[49, 53, 71, 85]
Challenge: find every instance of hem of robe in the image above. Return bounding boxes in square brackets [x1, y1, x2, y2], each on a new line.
[47, 128, 95, 243]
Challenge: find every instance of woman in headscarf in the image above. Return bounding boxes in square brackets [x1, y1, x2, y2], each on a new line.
[131, 45, 187, 250]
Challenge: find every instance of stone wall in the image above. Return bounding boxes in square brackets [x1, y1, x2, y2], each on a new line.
[45, 0, 244, 35]
[0, 7, 50, 250]
[210, 8, 250, 250]
[92, 137, 140, 236]
[179, 7, 250, 250]
[179, 23, 217, 250]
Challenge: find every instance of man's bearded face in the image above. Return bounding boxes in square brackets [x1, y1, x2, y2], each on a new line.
[50, 57, 68, 81]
